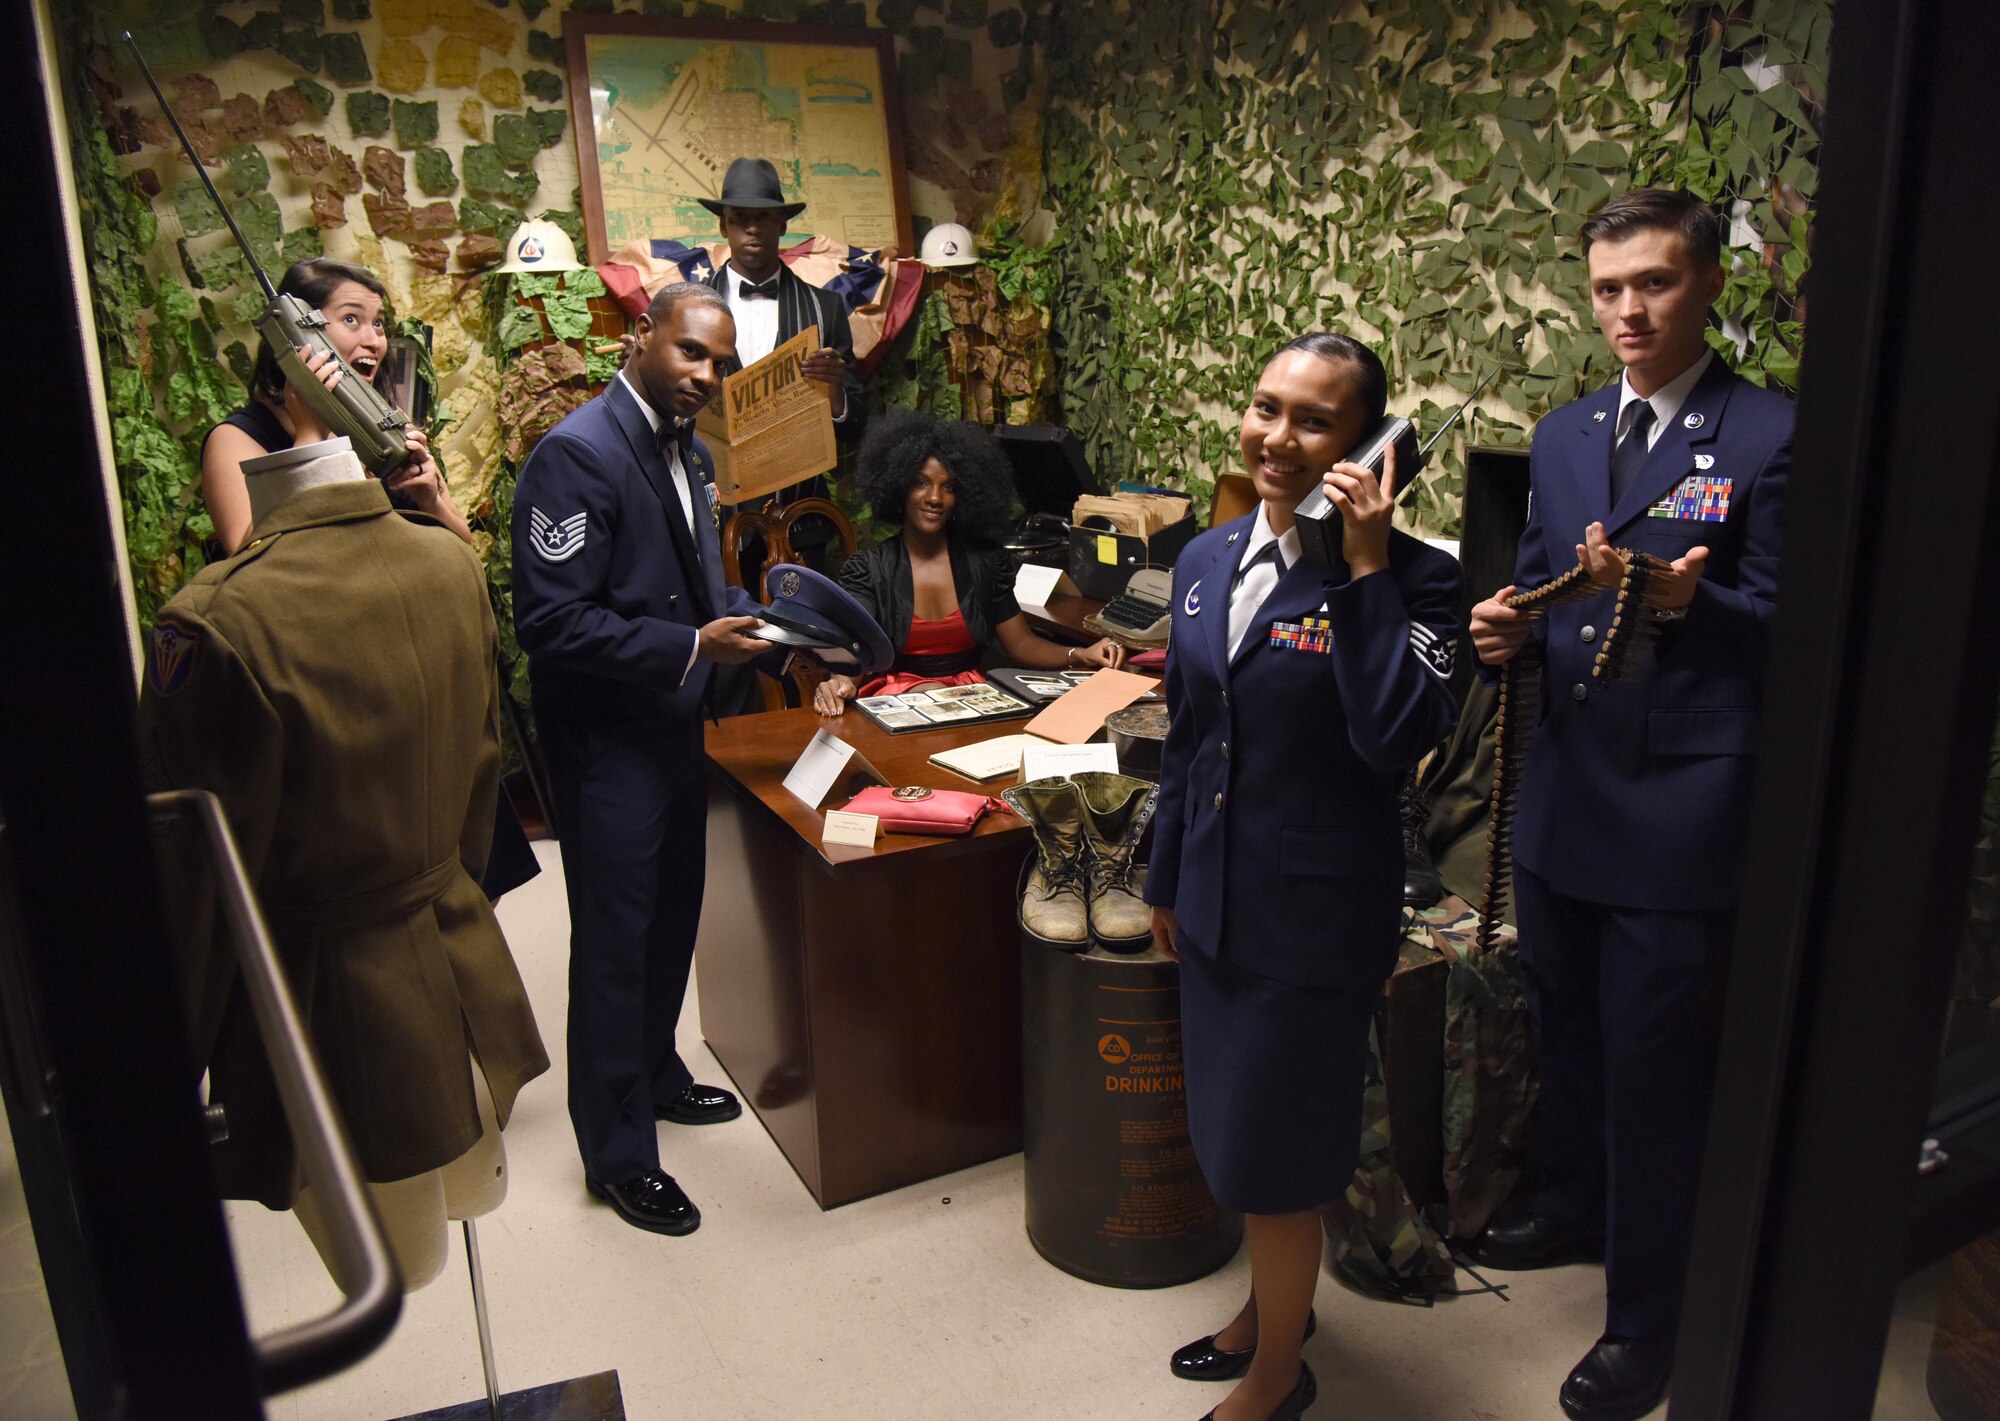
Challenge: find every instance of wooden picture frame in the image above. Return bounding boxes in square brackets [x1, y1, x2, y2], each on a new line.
[563, 14, 913, 265]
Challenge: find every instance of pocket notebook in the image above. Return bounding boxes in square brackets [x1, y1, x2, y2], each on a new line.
[926, 733, 1043, 783]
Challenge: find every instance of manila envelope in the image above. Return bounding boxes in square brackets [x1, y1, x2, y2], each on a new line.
[1022, 667, 1160, 745]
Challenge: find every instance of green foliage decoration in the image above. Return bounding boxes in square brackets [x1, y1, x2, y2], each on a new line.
[321, 30, 370, 86]
[294, 76, 335, 117]
[63, 69, 231, 620]
[392, 99, 440, 148]
[346, 89, 390, 137]
[414, 147, 458, 196]
[1036, 0, 1828, 534]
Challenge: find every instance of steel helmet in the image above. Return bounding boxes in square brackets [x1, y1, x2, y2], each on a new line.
[498, 218, 585, 274]
[919, 222, 979, 268]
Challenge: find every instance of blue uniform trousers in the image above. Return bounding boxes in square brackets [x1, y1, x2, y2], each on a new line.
[1514, 864, 1734, 1344]
[537, 692, 706, 1185]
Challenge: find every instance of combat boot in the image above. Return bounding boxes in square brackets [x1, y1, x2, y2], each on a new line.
[1072, 772, 1159, 951]
[1400, 769, 1444, 909]
[1000, 776, 1090, 945]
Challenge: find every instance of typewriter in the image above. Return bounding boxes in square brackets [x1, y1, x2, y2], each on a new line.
[1085, 568, 1173, 646]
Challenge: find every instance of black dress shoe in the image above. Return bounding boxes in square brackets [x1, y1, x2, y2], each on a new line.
[1171, 1309, 1317, 1381]
[1468, 1213, 1605, 1270]
[585, 1169, 701, 1236]
[1560, 1336, 1671, 1421]
[1197, 1361, 1316, 1421]
[655, 1081, 742, 1125]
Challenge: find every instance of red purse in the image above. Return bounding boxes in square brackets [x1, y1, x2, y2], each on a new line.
[840, 785, 1009, 836]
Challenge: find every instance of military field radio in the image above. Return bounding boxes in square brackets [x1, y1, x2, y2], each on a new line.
[125, 32, 412, 477]
[1294, 365, 1503, 566]
[1476, 549, 1672, 953]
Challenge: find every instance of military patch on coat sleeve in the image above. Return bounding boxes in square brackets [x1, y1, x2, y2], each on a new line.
[529, 507, 588, 563]
[148, 618, 201, 697]
[1408, 621, 1454, 679]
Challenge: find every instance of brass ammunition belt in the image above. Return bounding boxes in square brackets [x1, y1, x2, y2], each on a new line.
[1477, 551, 1670, 954]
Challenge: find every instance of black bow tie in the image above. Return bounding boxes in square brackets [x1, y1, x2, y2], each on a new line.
[738, 275, 780, 300]
[657, 418, 695, 460]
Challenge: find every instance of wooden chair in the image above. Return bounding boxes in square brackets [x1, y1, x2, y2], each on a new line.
[719, 497, 861, 711]
[1210, 472, 1258, 528]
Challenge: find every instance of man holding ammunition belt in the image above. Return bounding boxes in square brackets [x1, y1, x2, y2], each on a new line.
[1467, 189, 1794, 1421]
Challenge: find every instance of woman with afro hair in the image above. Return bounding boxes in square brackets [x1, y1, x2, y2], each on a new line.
[814, 409, 1123, 712]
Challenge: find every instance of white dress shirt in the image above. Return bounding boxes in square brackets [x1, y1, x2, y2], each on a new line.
[617, 371, 703, 682]
[724, 265, 783, 367]
[720, 263, 847, 423]
[617, 370, 698, 531]
[1615, 348, 1714, 450]
[1227, 506, 1302, 661]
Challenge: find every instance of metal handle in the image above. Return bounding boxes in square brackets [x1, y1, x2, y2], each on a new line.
[147, 790, 401, 1393]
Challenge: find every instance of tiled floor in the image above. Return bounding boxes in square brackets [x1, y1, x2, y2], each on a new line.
[18, 837, 1930, 1420]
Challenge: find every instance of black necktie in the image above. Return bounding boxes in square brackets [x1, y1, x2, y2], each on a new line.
[654, 423, 710, 596]
[1233, 539, 1288, 588]
[738, 276, 779, 300]
[1610, 400, 1657, 505]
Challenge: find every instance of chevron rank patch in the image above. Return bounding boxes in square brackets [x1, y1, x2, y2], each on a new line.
[1409, 621, 1454, 679]
[530, 507, 588, 563]
[1647, 475, 1733, 523]
[148, 618, 200, 697]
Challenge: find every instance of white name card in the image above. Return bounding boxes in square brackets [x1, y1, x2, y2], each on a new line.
[821, 810, 880, 848]
[1020, 738, 1119, 784]
[1013, 562, 1069, 613]
[783, 729, 859, 809]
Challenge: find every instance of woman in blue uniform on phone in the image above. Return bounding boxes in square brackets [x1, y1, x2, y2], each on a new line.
[1147, 333, 1462, 1421]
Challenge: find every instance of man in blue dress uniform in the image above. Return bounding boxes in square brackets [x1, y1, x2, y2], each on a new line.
[513, 282, 781, 1236]
[1469, 189, 1794, 1419]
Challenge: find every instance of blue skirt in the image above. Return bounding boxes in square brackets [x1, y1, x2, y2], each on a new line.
[1177, 943, 1379, 1215]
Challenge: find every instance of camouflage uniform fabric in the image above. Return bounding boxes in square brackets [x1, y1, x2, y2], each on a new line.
[1323, 1011, 1455, 1302]
[1320, 896, 1539, 1299]
[1427, 900, 1537, 1241]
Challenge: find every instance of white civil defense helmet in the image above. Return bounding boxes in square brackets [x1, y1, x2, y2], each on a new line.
[919, 222, 979, 268]
[498, 218, 585, 274]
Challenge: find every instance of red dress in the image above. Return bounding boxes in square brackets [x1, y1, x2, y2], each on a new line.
[857, 608, 989, 698]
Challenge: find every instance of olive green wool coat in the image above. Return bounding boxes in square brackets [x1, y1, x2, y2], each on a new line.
[142, 480, 549, 1208]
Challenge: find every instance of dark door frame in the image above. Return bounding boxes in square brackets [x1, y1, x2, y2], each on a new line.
[1671, 0, 2000, 1414]
[1, 6, 265, 1415]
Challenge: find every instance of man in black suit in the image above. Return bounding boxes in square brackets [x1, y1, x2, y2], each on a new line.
[512, 282, 784, 1236]
[700, 156, 869, 495]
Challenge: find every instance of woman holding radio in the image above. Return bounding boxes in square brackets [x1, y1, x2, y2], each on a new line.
[1147, 333, 1462, 1421]
[201, 257, 468, 555]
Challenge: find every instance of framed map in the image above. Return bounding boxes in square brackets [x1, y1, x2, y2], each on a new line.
[564, 15, 912, 265]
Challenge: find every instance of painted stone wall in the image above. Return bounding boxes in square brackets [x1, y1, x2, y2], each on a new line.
[60, 0, 1035, 625]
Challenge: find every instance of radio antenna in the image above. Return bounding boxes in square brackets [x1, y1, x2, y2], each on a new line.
[1418, 364, 1503, 458]
[122, 31, 281, 304]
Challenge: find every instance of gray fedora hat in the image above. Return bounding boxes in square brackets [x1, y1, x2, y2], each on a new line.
[698, 157, 807, 221]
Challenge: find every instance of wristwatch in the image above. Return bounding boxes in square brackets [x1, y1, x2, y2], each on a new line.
[1645, 602, 1689, 623]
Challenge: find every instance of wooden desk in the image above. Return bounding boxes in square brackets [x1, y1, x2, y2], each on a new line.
[696, 707, 1032, 1206]
[1020, 591, 1103, 644]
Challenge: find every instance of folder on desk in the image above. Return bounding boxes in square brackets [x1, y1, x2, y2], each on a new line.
[1022, 668, 1159, 745]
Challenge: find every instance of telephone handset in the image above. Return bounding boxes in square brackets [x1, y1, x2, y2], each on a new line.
[1293, 367, 1501, 565]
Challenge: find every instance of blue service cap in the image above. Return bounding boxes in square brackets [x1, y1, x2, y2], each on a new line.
[751, 563, 894, 677]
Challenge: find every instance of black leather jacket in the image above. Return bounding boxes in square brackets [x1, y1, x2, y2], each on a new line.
[837, 532, 1021, 677]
